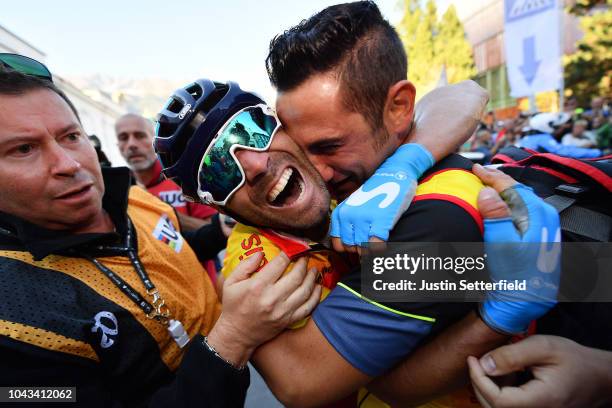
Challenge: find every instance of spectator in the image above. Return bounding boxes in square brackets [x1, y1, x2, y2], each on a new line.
[562, 119, 597, 148]
[595, 115, 612, 152]
[115, 114, 217, 228]
[563, 95, 579, 116]
[584, 96, 610, 121]
[519, 112, 602, 159]
[482, 110, 496, 131]
[491, 119, 520, 156]
[471, 129, 493, 163]
[115, 113, 220, 282]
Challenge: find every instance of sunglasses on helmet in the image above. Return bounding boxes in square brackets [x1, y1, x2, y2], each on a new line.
[0, 53, 53, 82]
[197, 104, 280, 206]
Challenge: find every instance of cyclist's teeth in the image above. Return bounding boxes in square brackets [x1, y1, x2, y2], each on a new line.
[268, 168, 293, 202]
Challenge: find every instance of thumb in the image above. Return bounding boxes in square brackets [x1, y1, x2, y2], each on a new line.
[479, 335, 554, 376]
[331, 237, 347, 253]
[225, 252, 264, 285]
[368, 236, 387, 253]
[478, 187, 511, 219]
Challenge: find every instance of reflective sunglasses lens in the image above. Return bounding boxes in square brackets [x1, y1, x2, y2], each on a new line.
[0, 54, 53, 81]
[198, 106, 278, 203]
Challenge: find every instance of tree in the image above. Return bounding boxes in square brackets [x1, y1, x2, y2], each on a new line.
[434, 5, 477, 85]
[564, 4, 612, 106]
[397, 0, 421, 62]
[407, 0, 438, 93]
[396, 0, 476, 97]
[569, 0, 609, 15]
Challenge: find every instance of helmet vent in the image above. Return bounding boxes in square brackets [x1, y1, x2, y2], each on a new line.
[199, 83, 229, 114]
[167, 98, 184, 114]
[186, 83, 203, 99]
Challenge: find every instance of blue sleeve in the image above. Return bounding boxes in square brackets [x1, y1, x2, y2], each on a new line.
[519, 134, 602, 159]
[548, 144, 603, 159]
[312, 283, 435, 377]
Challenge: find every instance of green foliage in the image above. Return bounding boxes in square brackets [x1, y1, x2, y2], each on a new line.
[564, 6, 612, 106]
[396, 0, 476, 95]
[435, 5, 477, 85]
[568, 0, 610, 16]
[397, 0, 422, 58]
[407, 0, 437, 90]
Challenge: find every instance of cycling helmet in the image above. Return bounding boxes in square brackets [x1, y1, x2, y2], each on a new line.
[528, 112, 571, 134]
[154, 79, 264, 201]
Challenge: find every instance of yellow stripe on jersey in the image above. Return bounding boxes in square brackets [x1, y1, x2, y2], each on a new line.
[0, 319, 99, 362]
[416, 169, 484, 210]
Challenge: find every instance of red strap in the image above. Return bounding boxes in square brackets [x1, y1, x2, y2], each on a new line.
[530, 165, 579, 184]
[523, 147, 540, 155]
[495, 150, 612, 192]
[584, 154, 612, 161]
[537, 153, 612, 192]
[491, 153, 516, 164]
[501, 164, 579, 184]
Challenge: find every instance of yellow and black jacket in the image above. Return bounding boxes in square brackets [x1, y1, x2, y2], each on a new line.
[0, 167, 245, 407]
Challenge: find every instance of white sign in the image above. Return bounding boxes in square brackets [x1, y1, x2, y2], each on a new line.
[504, 0, 562, 97]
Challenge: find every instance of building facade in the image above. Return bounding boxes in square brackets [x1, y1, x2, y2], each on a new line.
[461, 0, 582, 117]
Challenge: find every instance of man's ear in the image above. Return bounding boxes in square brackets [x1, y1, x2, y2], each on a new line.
[383, 80, 416, 140]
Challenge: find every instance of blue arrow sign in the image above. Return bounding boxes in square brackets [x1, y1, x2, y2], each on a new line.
[519, 36, 541, 86]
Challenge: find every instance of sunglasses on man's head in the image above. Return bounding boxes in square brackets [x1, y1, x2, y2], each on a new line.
[196, 104, 281, 206]
[0, 53, 53, 82]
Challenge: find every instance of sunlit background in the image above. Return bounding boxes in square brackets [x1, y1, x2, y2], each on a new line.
[1, 0, 608, 166]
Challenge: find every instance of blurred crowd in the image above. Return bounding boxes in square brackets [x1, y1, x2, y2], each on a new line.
[461, 95, 611, 163]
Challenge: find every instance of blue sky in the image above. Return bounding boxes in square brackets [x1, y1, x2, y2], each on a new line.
[2, 0, 462, 100]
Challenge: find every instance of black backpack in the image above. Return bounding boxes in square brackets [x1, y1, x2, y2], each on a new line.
[492, 146, 612, 242]
[492, 147, 612, 349]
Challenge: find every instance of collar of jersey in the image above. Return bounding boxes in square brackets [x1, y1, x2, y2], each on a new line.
[0, 167, 132, 260]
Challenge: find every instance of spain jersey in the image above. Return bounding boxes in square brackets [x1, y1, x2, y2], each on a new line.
[222, 224, 354, 328]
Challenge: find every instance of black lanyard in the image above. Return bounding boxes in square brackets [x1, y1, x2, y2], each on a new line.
[84, 218, 169, 323]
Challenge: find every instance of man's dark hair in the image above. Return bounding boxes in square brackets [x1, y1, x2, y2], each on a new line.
[266, 1, 407, 132]
[0, 66, 81, 122]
